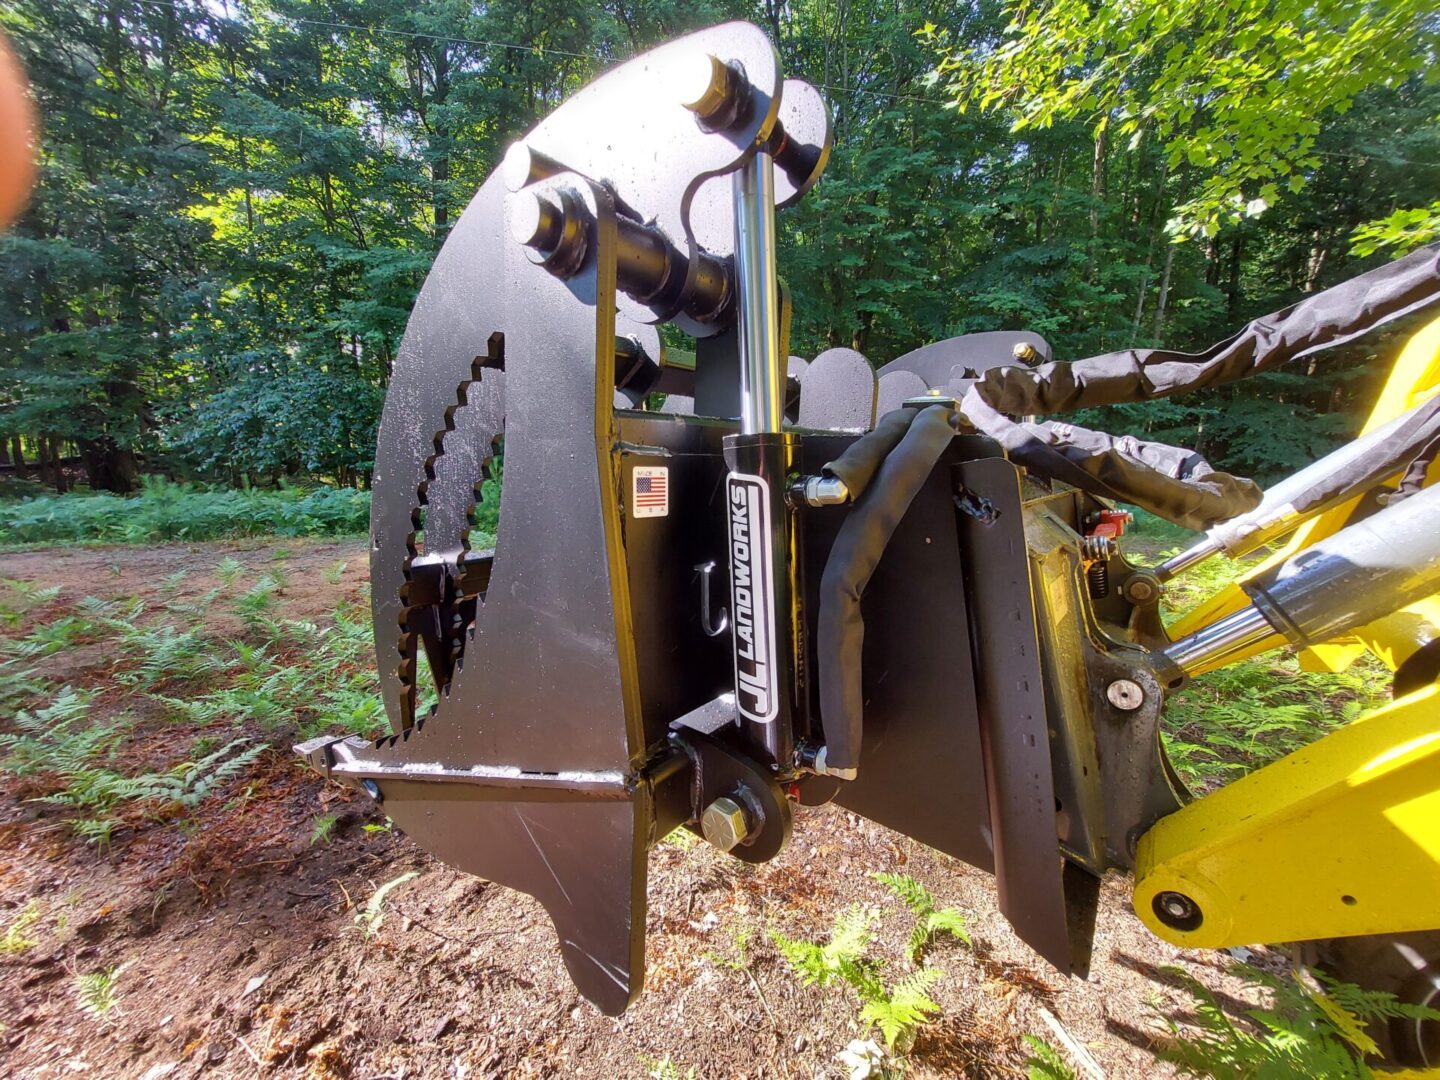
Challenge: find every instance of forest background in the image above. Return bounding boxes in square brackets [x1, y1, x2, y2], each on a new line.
[1, 0, 1437, 497]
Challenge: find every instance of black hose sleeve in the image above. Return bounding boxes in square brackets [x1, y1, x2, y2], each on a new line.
[959, 393, 1263, 530]
[967, 243, 1440, 416]
[944, 245, 1440, 528]
[817, 405, 959, 770]
[821, 405, 921, 497]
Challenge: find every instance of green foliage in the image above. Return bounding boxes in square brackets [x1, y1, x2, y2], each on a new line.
[0, 481, 370, 546]
[859, 968, 942, 1051]
[703, 924, 754, 972]
[1351, 201, 1440, 258]
[926, 0, 1435, 242]
[1159, 964, 1440, 1078]
[354, 871, 419, 942]
[1, 902, 42, 955]
[1161, 654, 1389, 792]
[0, 579, 61, 626]
[215, 558, 246, 587]
[1, 0, 1429, 504]
[310, 812, 341, 846]
[660, 825, 698, 851]
[4, 615, 98, 658]
[772, 905, 882, 997]
[643, 1056, 698, 1080]
[35, 738, 268, 823]
[771, 905, 942, 1051]
[0, 689, 125, 779]
[157, 607, 382, 741]
[112, 621, 224, 689]
[871, 872, 971, 959]
[1023, 1035, 1077, 1080]
[74, 962, 130, 1017]
[233, 579, 281, 628]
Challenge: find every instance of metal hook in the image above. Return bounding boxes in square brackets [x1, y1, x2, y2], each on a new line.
[695, 560, 729, 638]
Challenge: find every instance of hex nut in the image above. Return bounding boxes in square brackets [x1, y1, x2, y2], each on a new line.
[675, 53, 731, 119]
[1106, 678, 1145, 711]
[700, 796, 750, 853]
[1012, 341, 1038, 362]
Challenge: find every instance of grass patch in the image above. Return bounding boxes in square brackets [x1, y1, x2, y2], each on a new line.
[0, 478, 371, 546]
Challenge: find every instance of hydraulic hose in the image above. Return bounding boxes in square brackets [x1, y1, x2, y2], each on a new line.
[816, 405, 958, 770]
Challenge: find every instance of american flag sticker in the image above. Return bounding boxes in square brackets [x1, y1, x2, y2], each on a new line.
[632, 465, 669, 518]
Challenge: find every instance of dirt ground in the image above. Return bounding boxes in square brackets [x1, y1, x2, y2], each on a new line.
[0, 539, 1277, 1080]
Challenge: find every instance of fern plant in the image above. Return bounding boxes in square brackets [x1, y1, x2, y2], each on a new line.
[34, 738, 267, 841]
[1160, 963, 1440, 1078]
[121, 739, 268, 809]
[310, 812, 341, 845]
[0, 689, 125, 778]
[1022, 1035, 1077, 1080]
[772, 905, 942, 1051]
[872, 872, 971, 960]
[772, 904, 882, 998]
[642, 1056, 698, 1080]
[233, 578, 280, 628]
[859, 968, 942, 1051]
[74, 962, 130, 1016]
[215, 556, 245, 587]
[1161, 653, 1389, 793]
[1, 902, 42, 954]
[354, 871, 418, 941]
[6, 616, 95, 658]
[0, 579, 62, 626]
[112, 622, 222, 688]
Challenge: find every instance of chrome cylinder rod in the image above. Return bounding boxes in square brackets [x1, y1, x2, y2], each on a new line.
[732, 150, 784, 434]
[1159, 482, 1440, 681]
[1159, 605, 1281, 680]
[1158, 397, 1440, 582]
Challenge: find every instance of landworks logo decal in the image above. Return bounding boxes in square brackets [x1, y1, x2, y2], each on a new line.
[727, 472, 778, 724]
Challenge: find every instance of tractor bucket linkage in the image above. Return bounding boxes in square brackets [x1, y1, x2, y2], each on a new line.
[296, 22, 1440, 1058]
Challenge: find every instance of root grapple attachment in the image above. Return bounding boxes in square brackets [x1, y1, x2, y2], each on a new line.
[298, 22, 1440, 1024]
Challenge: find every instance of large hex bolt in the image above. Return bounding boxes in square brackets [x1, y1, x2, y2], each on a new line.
[676, 52, 746, 130]
[700, 795, 752, 853]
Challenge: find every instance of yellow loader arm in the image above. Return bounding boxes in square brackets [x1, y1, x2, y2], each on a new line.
[1134, 314, 1440, 1066]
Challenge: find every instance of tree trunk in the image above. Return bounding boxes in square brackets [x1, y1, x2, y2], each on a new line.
[1152, 242, 1176, 341]
[431, 44, 452, 245]
[40, 436, 68, 493]
[1130, 154, 1169, 342]
[1226, 233, 1244, 320]
[1085, 121, 1108, 282]
[1151, 171, 1192, 340]
[79, 437, 141, 493]
[10, 438, 26, 480]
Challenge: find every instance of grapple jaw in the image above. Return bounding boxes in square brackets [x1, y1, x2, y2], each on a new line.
[298, 21, 1187, 1014]
[297, 734, 660, 1013]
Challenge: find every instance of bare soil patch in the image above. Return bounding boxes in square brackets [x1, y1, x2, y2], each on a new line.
[0, 540, 1269, 1079]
